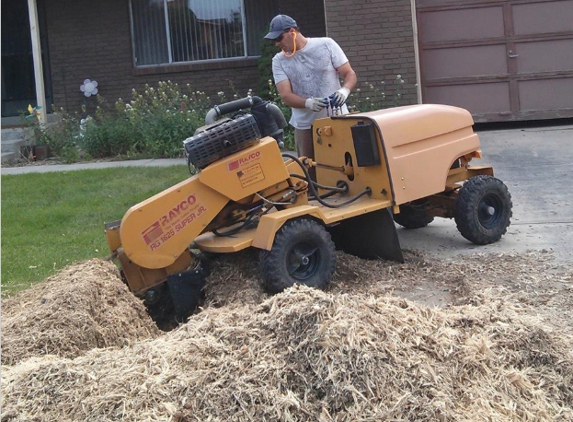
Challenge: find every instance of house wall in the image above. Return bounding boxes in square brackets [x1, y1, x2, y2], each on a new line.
[43, 0, 416, 115]
[279, 0, 326, 38]
[324, 0, 418, 109]
[44, 0, 310, 113]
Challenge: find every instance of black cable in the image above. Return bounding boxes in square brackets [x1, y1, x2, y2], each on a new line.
[289, 173, 348, 193]
[282, 153, 371, 208]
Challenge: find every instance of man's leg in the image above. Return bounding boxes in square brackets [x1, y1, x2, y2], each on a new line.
[294, 128, 315, 181]
[294, 128, 313, 159]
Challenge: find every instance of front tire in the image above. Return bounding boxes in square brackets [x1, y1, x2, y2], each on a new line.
[454, 175, 512, 245]
[260, 219, 336, 294]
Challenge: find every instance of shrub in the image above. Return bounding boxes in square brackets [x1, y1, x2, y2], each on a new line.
[81, 82, 211, 159]
[349, 74, 413, 112]
[20, 105, 84, 163]
[257, 41, 280, 100]
[22, 73, 414, 164]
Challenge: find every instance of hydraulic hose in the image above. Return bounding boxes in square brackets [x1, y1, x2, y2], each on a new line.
[282, 153, 372, 208]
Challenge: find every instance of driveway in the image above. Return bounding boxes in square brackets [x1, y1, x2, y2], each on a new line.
[397, 123, 573, 264]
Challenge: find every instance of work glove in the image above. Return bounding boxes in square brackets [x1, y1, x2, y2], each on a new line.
[305, 97, 329, 112]
[329, 87, 350, 108]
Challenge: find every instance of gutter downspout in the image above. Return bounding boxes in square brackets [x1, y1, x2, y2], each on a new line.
[410, 0, 423, 104]
[27, 0, 47, 124]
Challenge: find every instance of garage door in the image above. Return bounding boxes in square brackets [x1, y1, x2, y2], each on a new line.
[416, 0, 573, 122]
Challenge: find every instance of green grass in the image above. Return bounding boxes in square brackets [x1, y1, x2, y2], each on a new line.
[1, 165, 190, 296]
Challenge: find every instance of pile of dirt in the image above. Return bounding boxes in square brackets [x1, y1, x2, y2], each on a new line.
[1, 259, 160, 366]
[2, 251, 572, 421]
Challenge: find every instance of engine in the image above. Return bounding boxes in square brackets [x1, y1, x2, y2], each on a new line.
[183, 96, 288, 170]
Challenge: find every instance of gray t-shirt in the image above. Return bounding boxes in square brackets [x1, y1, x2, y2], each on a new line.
[272, 37, 349, 130]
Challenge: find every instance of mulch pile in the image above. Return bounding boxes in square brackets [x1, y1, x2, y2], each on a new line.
[2, 251, 572, 421]
[1, 259, 160, 366]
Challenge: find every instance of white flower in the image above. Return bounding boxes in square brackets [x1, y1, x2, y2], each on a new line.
[80, 79, 98, 97]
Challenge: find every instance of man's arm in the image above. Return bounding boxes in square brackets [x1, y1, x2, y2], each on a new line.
[275, 80, 328, 112]
[337, 62, 357, 92]
[328, 62, 358, 107]
[275, 79, 307, 109]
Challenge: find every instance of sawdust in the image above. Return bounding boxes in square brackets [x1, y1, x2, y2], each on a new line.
[2, 250, 572, 421]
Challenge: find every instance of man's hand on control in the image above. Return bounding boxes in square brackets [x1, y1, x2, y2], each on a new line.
[305, 97, 329, 112]
[329, 87, 350, 108]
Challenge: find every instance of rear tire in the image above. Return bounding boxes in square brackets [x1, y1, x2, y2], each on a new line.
[393, 203, 434, 229]
[454, 175, 512, 245]
[260, 219, 336, 294]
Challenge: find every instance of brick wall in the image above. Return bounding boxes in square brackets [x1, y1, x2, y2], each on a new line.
[44, 0, 281, 113]
[46, 0, 134, 111]
[324, 0, 418, 108]
[44, 0, 415, 115]
[276, 0, 418, 108]
[279, 0, 326, 38]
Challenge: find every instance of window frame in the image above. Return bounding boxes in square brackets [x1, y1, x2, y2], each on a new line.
[128, 0, 263, 70]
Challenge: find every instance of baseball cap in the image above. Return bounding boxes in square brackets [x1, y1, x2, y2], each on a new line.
[264, 15, 298, 40]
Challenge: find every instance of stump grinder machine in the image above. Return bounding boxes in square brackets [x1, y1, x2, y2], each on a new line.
[105, 97, 512, 321]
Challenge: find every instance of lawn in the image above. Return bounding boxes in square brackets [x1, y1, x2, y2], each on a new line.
[1, 165, 189, 295]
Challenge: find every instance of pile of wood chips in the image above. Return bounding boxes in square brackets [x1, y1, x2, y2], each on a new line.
[1, 259, 160, 366]
[2, 250, 572, 421]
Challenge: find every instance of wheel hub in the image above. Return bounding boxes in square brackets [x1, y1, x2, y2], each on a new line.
[478, 194, 503, 228]
[288, 244, 319, 280]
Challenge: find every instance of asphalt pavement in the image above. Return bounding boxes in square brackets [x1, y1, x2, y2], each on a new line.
[2, 122, 572, 263]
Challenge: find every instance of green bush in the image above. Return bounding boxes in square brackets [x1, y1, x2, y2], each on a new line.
[349, 74, 412, 112]
[21, 72, 413, 163]
[21, 105, 83, 163]
[257, 41, 280, 100]
[81, 82, 211, 159]
[82, 114, 136, 158]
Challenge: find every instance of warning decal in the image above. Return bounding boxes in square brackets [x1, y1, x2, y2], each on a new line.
[237, 164, 265, 188]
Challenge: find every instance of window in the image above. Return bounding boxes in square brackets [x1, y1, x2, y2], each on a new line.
[130, 0, 278, 66]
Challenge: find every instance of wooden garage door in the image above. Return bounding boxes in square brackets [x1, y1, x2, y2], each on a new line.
[416, 0, 573, 122]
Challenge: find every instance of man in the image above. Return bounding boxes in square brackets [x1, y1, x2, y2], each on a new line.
[264, 14, 357, 162]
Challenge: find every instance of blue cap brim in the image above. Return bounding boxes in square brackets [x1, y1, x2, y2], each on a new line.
[264, 30, 283, 40]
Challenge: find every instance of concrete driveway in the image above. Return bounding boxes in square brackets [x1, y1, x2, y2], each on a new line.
[397, 123, 573, 264]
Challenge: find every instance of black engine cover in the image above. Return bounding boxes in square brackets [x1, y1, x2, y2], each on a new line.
[184, 114, 261, 169]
